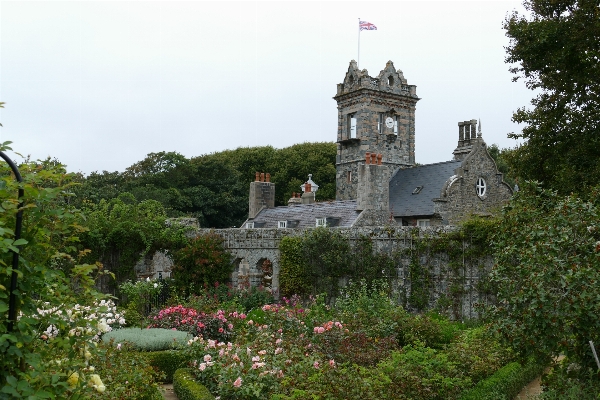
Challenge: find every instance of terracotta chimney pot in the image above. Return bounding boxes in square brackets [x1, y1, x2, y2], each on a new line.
[260, 173, 265, 182]
[366, 152, 371, 164]
[370, 153, 377, 164]
[266, 173, 271, 183]
[255, 172, 260, 182]
[377, 154, 382, 165]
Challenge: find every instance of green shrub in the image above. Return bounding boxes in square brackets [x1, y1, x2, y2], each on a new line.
[173, 368, 215, 400]
[395, 313, 445, 348]
[102, 328, 190, 351]
[447, 327, 515, 383]
[538, 358, 600, 399]
[428, 312, 471, 343]
[275, 364, 391, 400]
[123, 301, 144, 327]
[379, 346, 472, 400]
[87, 342, 165, 400]
[184, 283, 275, 314]
[172, 233, 234, 292]
[459, 359, 545, 400]
[334, 279, 400, 338]
[148, 350, 189, 383]
[279, 236, 309, 297]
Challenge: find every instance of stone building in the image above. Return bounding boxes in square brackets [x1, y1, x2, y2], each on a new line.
[243, 60, 512, 229]
[141, 60, 512, 315]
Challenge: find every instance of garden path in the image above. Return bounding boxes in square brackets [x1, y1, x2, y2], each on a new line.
[514, 355, 565, 399]
[161, 384, 178, 400]
[515, 376, 542, 399]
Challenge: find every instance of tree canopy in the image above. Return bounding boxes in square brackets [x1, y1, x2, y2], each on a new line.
[503, 0, 600, 195]
[73, 142, 337, 228]
[488, 182, 600, 374]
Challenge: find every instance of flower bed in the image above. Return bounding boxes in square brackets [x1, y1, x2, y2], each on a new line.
[145, 282, 522, 400]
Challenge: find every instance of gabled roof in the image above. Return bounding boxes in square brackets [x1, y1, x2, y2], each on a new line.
[389, 160, 462, 217]
[247, 200, 360, 229]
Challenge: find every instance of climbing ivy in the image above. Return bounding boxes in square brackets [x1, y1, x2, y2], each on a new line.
[401, 218, 498, 318]
[279, 228, 397, 300]
[279, 219, 497, 318]
[278, 236, 308, 298]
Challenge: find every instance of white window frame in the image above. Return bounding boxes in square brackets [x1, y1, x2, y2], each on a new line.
[417, 219, 430, 227]
[476, 177, 487, 198]
[348, 114, 357, 139]
[278, 221, 287, 228]
[378, 113, 384, 134]
[394, 117, 398, 135]
[245, 222, 254, 229]
[315, 218, 326, 227]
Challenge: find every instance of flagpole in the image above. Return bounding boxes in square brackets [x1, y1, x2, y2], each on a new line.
[357, 18, 360, 69]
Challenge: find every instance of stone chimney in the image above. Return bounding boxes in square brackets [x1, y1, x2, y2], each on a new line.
[287, 192, 302, 206]
[300, 174, 318, 205]
[453, 119, 479, 161]
[248, 172, 275, 219]
[356, 153, 390, 211]
[301, 182, 315, 204]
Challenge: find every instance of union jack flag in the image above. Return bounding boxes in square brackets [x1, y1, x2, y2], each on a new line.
[359, 20, 377, 31]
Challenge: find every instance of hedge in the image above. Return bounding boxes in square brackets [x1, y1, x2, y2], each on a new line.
[459, 358, 546, 400]
[147, 350, 189, 383]
[173, 368, 215, 400]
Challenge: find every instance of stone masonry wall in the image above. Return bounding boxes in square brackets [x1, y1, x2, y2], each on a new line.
[434, 140, 513, 224]
[198, 226, 494, 319]
[248, 180, 275, 219]
[356, 162, 394, 211]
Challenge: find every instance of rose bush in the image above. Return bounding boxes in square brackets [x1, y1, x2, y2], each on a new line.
[148, 305, 240, 342]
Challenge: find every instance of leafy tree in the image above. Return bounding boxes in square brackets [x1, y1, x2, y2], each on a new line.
[73, 142, 337, 229]
[487, 182, 600, 374]
[183, 157, 247, 228]
[487, 144, 516, 189]
[271, 142, 337, 204]
[79, 193, 188, 288]
[171, 233, 234, 293]
[123, 151, 189, 180]
[504, 0, 600, 194]
[72, 170, 126, 207]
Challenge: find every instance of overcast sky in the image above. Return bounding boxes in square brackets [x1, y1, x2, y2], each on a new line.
[0, 0, 531, 175]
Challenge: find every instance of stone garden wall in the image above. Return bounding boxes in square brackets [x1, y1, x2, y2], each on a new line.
[198, 226, 494, 319]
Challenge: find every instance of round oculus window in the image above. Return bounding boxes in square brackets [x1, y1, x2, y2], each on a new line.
[476, 177, 487, 197]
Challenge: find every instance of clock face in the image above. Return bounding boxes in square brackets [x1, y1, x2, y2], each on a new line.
[385, 117, 394, 129]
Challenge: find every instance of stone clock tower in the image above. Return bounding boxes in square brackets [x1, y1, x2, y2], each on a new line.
[334, 60, 419, 200]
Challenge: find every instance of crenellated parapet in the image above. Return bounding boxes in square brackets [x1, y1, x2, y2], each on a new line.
[336, 60, 417, 97]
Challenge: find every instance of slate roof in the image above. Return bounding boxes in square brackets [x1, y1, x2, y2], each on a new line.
[248, 200, 360, 229]
[389, 160, 462, 217]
